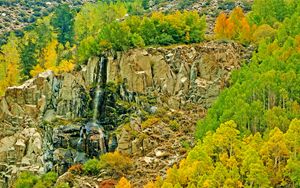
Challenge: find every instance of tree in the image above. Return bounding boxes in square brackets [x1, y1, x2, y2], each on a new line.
[30, 40, 58, 77]
[214, 7, 254, 43]
[51, 4, 75, 45]
[20, 39, 37, 78]
[253, 24, 276, 43]
[74, 2, 127, 41]
[99, 21, 131, 51]
[260, 128, 289, 186]
[241, 148, 270, 187]
[0, 34, 21, 95]
[214, 12, 228, 39]
[284, 119, 300, 157]
[140, 18, 158, 45]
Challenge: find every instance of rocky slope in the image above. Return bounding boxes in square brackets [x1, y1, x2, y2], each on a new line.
[0, 0, 96, 36]
[0, 41, 250, 187]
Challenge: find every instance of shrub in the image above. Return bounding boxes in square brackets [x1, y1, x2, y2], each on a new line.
[68, 164, 83, 175]
[39, 171, 58, 187]
[83, 158, 101, 175]
[142, 117, 160, 129]
[116, 177, 132, 188]
[100, 151, 133, 174]
[169, 120, 180, 131]
[15, 172, 38, 188]
[55, 182, 70, 188]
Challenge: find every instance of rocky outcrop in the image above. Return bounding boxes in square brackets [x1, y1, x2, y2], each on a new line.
[0, 128, 43, 187]
[108, 42, 244, 109]
[0, 70, 91, 187]
[0, 42, 247, 187]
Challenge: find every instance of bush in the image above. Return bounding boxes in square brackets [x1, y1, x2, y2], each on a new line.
[83, 158, 101, 175]
[68, 164, 83, 175]
[15, 172, 38, 188]
[15, 171, 58, 188]
[39, 171, 58, 187]
[100, 151, 133, 174]
[169, 120, 180, 131]
[55, 182, 70, 188]
[116, 177, 132, 188]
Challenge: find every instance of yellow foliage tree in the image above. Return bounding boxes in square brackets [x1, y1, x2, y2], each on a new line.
[43, 40, 58, 70]
[30, 64, 45, 77]
[30, 39, 75, 76]
[0, 34, 21, 95]
[57, 60, 75, 73]
[116, 177, 132, 188]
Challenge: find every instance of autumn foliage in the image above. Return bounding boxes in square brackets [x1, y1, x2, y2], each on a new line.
[68, 164, 83, 175]
[116, 177, 132, 188]
[214, 7, 254, 43]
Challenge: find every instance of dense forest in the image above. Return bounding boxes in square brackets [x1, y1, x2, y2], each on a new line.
[0, 0, 299, 187]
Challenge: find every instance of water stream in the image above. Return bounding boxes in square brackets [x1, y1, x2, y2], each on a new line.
[77, 56, 108, 158]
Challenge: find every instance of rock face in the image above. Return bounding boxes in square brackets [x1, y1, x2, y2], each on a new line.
[0, 42, 246, 187]
[108, 42, 243, 109]
[0, 128, 43, 187]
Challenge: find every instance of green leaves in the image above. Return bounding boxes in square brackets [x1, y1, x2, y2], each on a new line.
[51, 5, 75, 45]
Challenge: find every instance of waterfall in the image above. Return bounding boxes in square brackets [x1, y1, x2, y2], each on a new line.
[92, 56, 108, 154]
[76, 56, 108, 159]
[93, 85, 101, 122]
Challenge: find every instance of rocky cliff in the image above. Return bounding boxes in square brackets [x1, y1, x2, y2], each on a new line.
[0, 42, 249, 187]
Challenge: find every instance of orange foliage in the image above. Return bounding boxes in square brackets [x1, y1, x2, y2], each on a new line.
[98, 179, 117, 188]
[214, 7, 255, 43]
[68, 164, 83, 175]
[214, 12, 227, 39]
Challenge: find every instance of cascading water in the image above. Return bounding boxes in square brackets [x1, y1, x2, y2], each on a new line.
[93, 56, 108, 154]
[76, 56, 108, 160]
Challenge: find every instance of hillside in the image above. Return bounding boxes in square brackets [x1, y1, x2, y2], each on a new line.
[0, 0, 95, 35]
[0, 0, 299, 188]
[0, 0, 252, 44]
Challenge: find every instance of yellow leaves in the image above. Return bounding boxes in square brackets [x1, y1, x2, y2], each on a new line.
[149, 118, 300, 187]
[43, 40, 58, 69]
[116, 177, 132, 188]
[202, 179, 213, 188]
[152, 11, 165, 22]
[284, 119, 300, 167]
[144, 181, 157, 188]
[30, 39, 75, 77]
[57, 60, 75, 73]
[30, 59, 74, 77]
[0, 34, 21, 95]
[253, 24, 276, 43]
[30, 64, 45, 77]
[100, 151, 132, 173]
